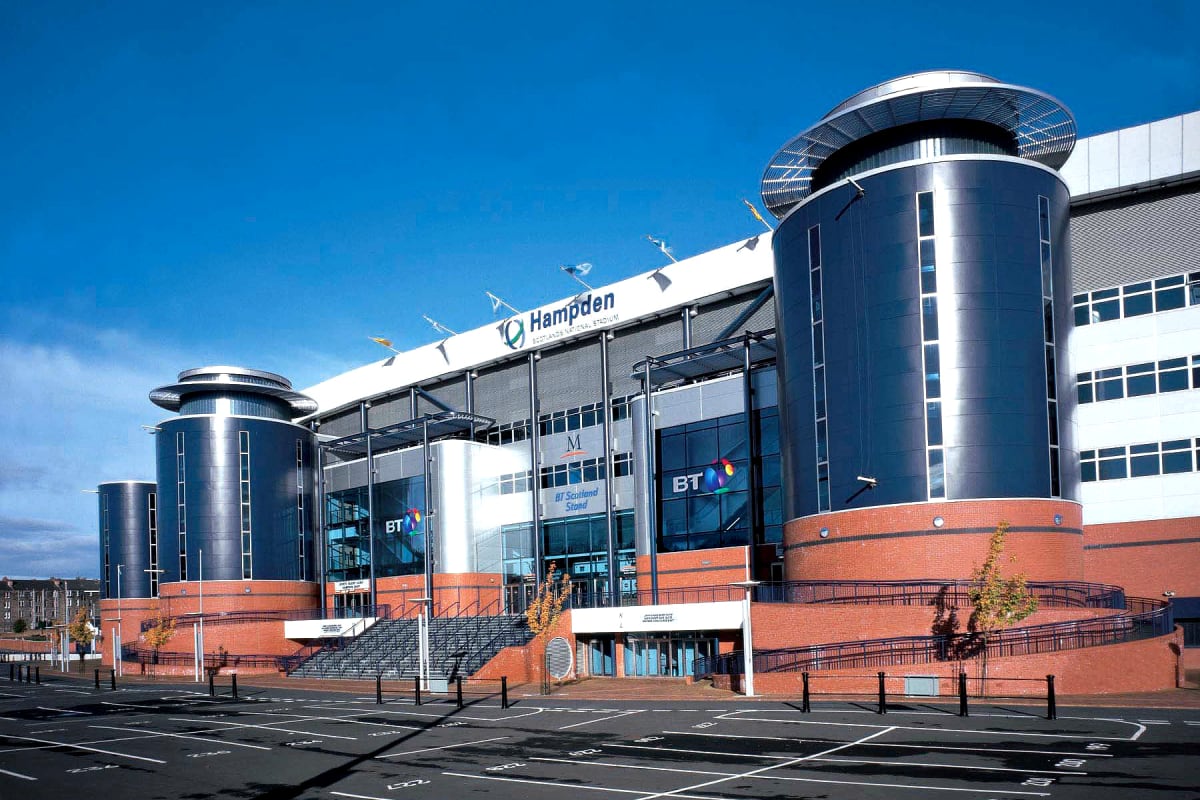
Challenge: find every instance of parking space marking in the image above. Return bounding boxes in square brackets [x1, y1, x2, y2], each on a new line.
[812, 755, 1085, 775]
[329, 792, 391, 800]
[441, 771, 725, 798]
[720, 711, 1147, 740]
[245, 710, 422, 732]
[168, 717, 358, 740]
[666, 729, 1116, 757]
[1, 732, 166, 764]
[305, 704, 546, 722]
[35, 706, 90, 716]
[378, 735, 510, 758]
[88, 724, 273, 750]
[559, 710, 643, 730]
[0, 766, 37, 781]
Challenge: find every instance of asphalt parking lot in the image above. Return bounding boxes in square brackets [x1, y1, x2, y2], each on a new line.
[2, 674, 1199, 799]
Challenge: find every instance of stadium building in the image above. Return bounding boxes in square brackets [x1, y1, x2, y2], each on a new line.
[96, 71, 1199, 692]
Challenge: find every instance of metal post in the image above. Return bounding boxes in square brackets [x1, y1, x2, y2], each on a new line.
[198, 549, 205, 685]
[209, 671, 215, 697]
[802, 672, 811, 713]
[501, 676, 508, 709]
[642, 358, 658, 603]
[316, 441, 328, 620]
[376, 675, 383, 705]
[231, 673, 238, 700]
[421, 417, 434, 608]
[365, 415, 378, 612]
[414, 675, 422, 706]
[528, 353, 544, 585]
[110, 669, 116, 690]
[599, 332, 618, 607]
[94, 668, 100, 689]
[742, 337, 757, 577]
[8, 663, 12, 681]
[1046, 675, 1056, 720]
[877, 672, 887, 714]
[958, 671, 969, 717]
[456, 676, 463, 709]
[34, 666, 39, 684]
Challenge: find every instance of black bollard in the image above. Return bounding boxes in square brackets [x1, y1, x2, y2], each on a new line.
[376, 675, 383, 705]
[209, 671, 215, 697]
[8, 663, 13, 681]
[456, 676, 463, 709]
[958, 671, 969, 717]
[231, 673, 238, 700]
[801, 672, 811, 713]
[110, 669, 116, 690]
[501, 676, 508, 709]
[877, 671, 887, 714]
[94, 668, 100, 689]
[35, 666, 40, 684]
[1046, 675, 1057, 720]
[414, 675, 422, 706]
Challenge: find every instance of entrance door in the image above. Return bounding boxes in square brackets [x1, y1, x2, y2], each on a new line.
[583, 637, 615, 676]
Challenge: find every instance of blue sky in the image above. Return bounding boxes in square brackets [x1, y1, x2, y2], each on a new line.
[1, 1, 1197, 579]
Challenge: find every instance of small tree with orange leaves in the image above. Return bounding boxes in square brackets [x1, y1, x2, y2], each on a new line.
[967, 521, 1038, 694]
[142, 615, 177, 674]
[526, 562, 571, 695]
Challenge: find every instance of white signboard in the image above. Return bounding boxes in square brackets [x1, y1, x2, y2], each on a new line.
[284, 617, 376, 639]
[334, 579, 370, 594]
[571, 601, 743, 634]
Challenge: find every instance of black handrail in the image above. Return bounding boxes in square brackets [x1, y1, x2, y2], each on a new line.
[696, 598, 1171, 677]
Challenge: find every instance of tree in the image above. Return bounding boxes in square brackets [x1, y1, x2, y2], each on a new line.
[526, 562, 571, 695]
[967, 521, 1039, 693]
[67, 606, 94, 671]
[12, 619, 27, 634]
[142, 615, 177, 673]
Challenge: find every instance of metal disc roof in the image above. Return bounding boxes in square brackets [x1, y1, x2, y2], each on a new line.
[760, 70, 1076, 218]
[150, 365, 318, 415]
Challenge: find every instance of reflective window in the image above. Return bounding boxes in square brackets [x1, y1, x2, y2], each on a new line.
[1076, 354, 1200, 404]
[1073, 270, 1200, 325]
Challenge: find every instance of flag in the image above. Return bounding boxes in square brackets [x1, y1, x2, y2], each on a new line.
[647, 235, 671, 254]
[743, 198, 773, 230]
[487, 292, 503, 313]
[370, 337, 393, 348]
[562, 262, 592, 277]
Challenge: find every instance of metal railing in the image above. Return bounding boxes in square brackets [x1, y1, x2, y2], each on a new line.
[140, 604, 391, 633]
[696, 597, 1172, 677]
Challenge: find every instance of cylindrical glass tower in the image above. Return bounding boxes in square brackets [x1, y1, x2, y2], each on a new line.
[97, 480, 157, 599]
[765, 71, 1083, 580]
[149, 367, 319, 583]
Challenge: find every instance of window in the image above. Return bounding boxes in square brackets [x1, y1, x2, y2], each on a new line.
[176, 431, 187, 580]
[1076, 354, 1199, 404]
[809, 225, 830, 511]
[1081, 438, 1200, 482]
[239, 431, 252, 579]
[918, 191, 944, 499]
[487, 419, 531, 445]
[1073, 270, 1200, 325]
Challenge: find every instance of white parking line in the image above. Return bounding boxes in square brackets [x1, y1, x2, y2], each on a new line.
[246, 711, 421, 731]
[560, 710, 643, 730]
[665, 730, 1115, 757]
[1, 732, 166, 764]
[529, 756, 1056, 796]
[89, 724, 273, 750]
[378, 736, 510, 758]
[635, 726, 899, 800]
[169, 717, 357, 740]
[719, 711, 1147, 741]
[441, 772, 724, 799]
[35, 706, 90, 716]
[0, 766, 37, 781]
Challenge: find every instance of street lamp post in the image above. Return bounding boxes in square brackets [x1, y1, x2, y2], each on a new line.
[729, 580, 761, 698]
[409, 596, 432, 691]
[113, 564, 123, 677]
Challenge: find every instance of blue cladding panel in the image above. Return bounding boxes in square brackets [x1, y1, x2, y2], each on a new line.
[773, 158, 1077, 520]
[98, 482, 156, 599]
[156, 416, 318, 582]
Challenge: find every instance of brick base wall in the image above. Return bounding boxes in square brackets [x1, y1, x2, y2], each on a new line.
[1084, 516, 1200, 598]
[785, 499, 1084, 582]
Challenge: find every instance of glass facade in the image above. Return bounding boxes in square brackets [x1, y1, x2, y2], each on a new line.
[657, 407, 782, 552]
[325, 475, 427, 583]
[501, 510, 636, 604]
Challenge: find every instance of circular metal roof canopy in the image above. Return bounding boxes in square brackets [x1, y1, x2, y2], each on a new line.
[760, 70, 1076, 219]
[150, 365, 318, 416]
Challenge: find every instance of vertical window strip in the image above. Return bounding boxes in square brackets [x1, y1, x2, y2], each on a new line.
[1039, 196, 1061, 497]
[147, 493, 158, 596]
[240, 431, 253, 579]
[296, 440, 305, 579]
[809, 225, 830, 512]
[917, 192, 944, 499]
[176, 431, 187, 581]
[102, 494, 110, 598]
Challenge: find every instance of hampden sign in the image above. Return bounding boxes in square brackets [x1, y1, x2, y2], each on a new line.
[502, 291, 619, 350]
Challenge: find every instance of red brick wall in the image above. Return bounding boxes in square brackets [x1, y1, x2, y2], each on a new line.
[98, 597, 160, 666]
[716, 627, 1182, 696]
[638, 546, 750, 596]
[0, 638, 54, 654]
[474, 611, 572, 684]
[749, 603, 1114, 651]
[785, 499, 1084, 582]
[1084, 516, 1200, 598]
[158, 580, 319, 617]
[333, 573, 506, 619]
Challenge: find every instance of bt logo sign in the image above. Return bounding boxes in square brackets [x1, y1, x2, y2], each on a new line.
[671, 459, 735, 494]
[384, 508, 422, 534]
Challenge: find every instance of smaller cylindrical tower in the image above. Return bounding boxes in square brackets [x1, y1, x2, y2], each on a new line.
[97, 480, 157, 599]
[150, 367, 320, 585]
